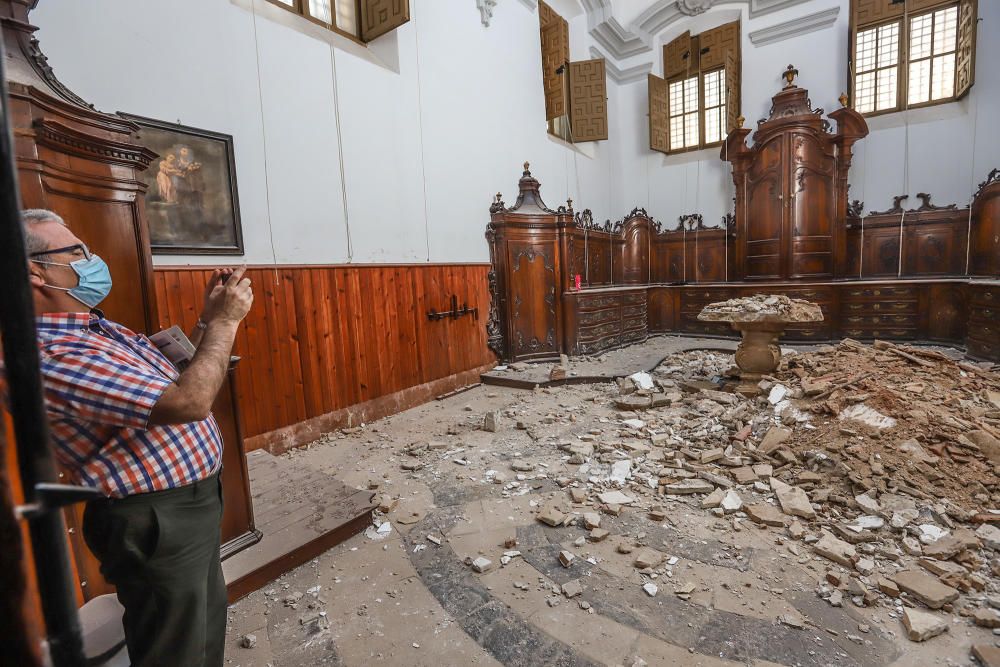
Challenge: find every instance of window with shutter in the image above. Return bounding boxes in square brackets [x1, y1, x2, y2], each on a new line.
[658, 22, 740, 155]
[849, 0, 976, 115]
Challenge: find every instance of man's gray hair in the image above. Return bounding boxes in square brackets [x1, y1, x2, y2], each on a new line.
[20, 209, 66, 255]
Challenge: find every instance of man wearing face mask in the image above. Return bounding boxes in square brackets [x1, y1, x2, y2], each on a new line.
[18, 208, 253, 667]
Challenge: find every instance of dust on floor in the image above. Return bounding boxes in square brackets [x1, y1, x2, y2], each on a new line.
[224, 336, 1000, 667]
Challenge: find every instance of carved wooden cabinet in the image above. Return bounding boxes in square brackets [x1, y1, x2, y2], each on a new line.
[486, 164, 570, 363]
[723, 78, 867, 281]
[971, 170, 1000, 277]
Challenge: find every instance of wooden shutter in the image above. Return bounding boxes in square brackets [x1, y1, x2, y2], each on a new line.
[724, 49, 740, 136]
[539, 0, 558, 27]
[569, 59, 608, 142]
[648, 74, 669, 153]
[852, 0, 903, 27]
[663, 31, 694, 79]
[955, 0, 977, 98]
[698, 21, 739, 71]
[360, 0, 409, 42]
[541, 18, 569, 120]
[909, 0, 956, 12]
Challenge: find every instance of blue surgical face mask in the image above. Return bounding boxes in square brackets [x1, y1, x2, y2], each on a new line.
[32, 254, 113, 308]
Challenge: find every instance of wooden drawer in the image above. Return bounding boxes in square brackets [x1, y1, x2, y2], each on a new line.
[784, 327, 831, 341]
[967, 338, 1000, 362]
[684, 287, 736, 302]
[843, 286, 917, 300]
[842, 300, 917, 313]
[623, 316, 646, 332]
[578, 308, 620, 327]
[579, 320, 622, 343]
[775, 287, 834, 301]
[623, 304, 646, 318]
[622, 292, 646, 306]
[621, 328, 647, 345]
[970, 288, 999, 307]
[842, 314, 918, 327]
[578, 334, 621, 355]
[841, 327, 916, 340]
[967, 321, 998, 345]
[969, 306, 1000, 324]
[577, 294, 621, 311]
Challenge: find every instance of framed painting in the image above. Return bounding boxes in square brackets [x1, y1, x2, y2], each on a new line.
[121, 114, 244, 255]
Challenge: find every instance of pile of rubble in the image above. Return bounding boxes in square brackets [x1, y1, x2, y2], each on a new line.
[391, 338, 1000, 652]
[697, 293, 822, 322]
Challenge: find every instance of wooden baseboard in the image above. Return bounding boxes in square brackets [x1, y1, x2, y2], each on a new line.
[245, 362, 496, 455]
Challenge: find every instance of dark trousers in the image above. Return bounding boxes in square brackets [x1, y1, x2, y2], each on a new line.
[82, 473, 226, 667]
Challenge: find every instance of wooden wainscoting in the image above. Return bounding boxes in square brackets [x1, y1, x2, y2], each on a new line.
[154, 264, 494, 452]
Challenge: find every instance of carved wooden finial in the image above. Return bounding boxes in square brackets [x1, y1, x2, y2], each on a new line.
[782, 64, 799, 88]
[839, 92, 849, 107]
[736, 115, 745, 129]
[523, 161, 531, 174]
[495, 192, 502, 202]
[567, 198, 573, 209]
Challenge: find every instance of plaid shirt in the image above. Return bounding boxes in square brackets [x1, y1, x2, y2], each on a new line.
[31, 312, 222, 498]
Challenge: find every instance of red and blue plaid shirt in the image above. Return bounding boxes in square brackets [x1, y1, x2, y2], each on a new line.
[31, 312, 222, 498]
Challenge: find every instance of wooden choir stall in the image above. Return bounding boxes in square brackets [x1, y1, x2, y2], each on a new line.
[486, 75, 1000, 366]
[1, 0, 258, 620]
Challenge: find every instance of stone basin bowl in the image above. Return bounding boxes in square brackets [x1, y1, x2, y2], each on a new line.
[698, 296, 823, 392]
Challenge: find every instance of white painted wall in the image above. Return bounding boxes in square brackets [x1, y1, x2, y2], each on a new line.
[614, 0, 999, 230]
[31, 0, 618, 265]
[30, 0, 999, 265]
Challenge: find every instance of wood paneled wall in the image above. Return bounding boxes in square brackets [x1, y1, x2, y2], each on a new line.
[154, 264, 494, 448]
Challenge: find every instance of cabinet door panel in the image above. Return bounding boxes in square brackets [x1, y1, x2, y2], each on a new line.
[507, 243, 559, 359]
[745, 136, 784, 278]
[789, 133, 836, 278]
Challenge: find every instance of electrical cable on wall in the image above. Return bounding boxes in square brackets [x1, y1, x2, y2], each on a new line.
[411, 0, 432, 262]
[964, 40, 980, 275]
[329, 42, 353, 262]
[249, 2, 280, 273]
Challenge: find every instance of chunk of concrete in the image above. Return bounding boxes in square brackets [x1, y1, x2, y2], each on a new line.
[901, 607, 948, 642]
[633, 548, 664, 569]
[813, 532, 857, 567]
[776, 485, 815, 520]
[663, 479, 715, 495]
[890, 570, 959, 609]
[759, 427, 792, 454]
[537, 506, 566, 527]
[745, 503, 787, 527]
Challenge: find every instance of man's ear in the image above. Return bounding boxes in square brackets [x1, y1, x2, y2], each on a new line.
[27, 262, 46, 288]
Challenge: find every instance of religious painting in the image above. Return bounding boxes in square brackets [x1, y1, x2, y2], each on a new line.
[122, 114, 244, 255]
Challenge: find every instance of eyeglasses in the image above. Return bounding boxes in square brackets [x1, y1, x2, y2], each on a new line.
[29, 243, 92, 261]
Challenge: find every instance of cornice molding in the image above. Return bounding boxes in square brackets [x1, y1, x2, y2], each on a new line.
[589, 46, 652, 84]
[590, 15, 652, 59]
[517, 0, 537, 9]
[748, 5, 840, 46]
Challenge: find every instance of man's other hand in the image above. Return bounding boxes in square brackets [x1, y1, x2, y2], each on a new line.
[204, 265, 253, 326]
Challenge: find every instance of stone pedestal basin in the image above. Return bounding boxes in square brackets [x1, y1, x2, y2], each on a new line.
[698, 295, 823, 393]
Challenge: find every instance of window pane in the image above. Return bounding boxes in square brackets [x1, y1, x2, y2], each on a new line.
[684, 76, 699, 114]
[932, 53, 955, 99]
[335, 0, 358, 35]
[273, 0, 294, 5]
[910, 14, 933, 60]
[876, 23, 899, 68]
[876, 67, 897, 111]
[909, 58, 931, 104]
[669, 116, 684, 149]
[669, 80, 684, 115]
[934, 6, 958, 55]
[856, 27, 877, 72]
[684, 111, 699, 146]
[309, 0, 332, 23]
[703, 70, 722, 107]
[855, 71, 875, 113]
[705, 107, 722, 144]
